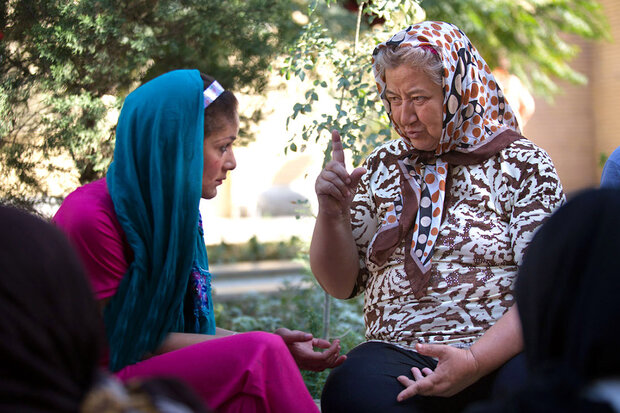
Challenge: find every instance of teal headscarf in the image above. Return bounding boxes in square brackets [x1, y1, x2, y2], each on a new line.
[105, 69, 215, 372]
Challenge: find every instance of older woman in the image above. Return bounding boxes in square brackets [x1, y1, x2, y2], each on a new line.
[310, 21, 564, 412]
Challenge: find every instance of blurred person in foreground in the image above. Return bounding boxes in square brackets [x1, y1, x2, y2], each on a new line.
[310, 21, 564, 412]
[467, 188, 620, 413]
[0, 205, 209, 412]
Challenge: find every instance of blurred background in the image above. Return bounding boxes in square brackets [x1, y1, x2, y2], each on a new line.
[2, 0, 618, 398]
[3, 0, 617, 237]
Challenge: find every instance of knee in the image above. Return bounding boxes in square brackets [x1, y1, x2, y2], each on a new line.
[236, 331, 288, 354]
[321, 351, 412, 413]
[321, 359, 371, 412]
[231, 331, 296, 378]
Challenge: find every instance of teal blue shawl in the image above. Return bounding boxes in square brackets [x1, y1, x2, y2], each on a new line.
[105, 70, 215, 372]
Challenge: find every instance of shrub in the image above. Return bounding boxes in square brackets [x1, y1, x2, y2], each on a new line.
[207, 235, 304, 263]
[214, 271, 365, 399]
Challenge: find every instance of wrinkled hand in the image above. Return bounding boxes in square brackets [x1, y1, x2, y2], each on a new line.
[396, 343, 482, 402]
[274, 327, 347, 372]
[315, 130, 366, 216]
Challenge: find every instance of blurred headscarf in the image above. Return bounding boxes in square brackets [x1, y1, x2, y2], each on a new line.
[369, 21, 522, 297]
[0, 206, 103, 412]
[105, 69, 215, 371]
[468, 188, 620, 413]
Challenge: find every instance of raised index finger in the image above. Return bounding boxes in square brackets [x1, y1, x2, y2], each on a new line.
[331, 129, 345, 165]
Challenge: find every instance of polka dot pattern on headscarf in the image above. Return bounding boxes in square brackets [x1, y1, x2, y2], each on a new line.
[372, 21, 520, 154]
[368, 22, 522, 297]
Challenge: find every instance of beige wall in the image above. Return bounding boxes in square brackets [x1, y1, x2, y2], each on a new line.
[523, 0, 620, 194]
[592, 0, 620, 174]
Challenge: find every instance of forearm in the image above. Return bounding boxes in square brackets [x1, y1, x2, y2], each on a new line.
[469, 305, 523, 377]
[154, 328, 236, 355]
[309, 209, 359, 299]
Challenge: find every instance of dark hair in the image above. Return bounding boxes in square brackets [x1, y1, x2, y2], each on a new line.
[200, 73, 238, 138]
[0, 205, 104, 411]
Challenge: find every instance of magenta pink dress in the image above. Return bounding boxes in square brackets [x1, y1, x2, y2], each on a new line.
[54, 179, 318, 413]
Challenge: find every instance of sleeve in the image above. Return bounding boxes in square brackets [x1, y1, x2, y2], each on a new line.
[348, 154, 380, 298]
[53, 191, 131, 300]
[508, 144, 565, 265]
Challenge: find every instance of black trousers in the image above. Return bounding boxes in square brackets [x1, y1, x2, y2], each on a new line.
[321, 341, 527, 413]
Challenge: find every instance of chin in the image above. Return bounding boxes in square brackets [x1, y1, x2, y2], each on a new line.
[409, 141, 435, 152]
[411, 137, 440, 152]
[201, 188, 217, 199]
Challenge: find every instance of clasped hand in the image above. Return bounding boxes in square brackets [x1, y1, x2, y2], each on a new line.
[397, 343, 482, 402]
[274, 327, 347, 372]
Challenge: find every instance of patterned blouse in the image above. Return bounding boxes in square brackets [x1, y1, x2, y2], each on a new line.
[350, 137, 564, 349]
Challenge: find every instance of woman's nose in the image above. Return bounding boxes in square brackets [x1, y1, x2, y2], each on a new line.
[224, 149, 237, 171]
[398, 101, 418, 125]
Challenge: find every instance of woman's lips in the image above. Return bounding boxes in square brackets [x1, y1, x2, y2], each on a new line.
[405, 130, 424, 139]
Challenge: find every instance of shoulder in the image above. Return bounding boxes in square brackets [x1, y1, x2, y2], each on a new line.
[364, 139, 408, 170]
[602, 146, 620, 172]
[54, 179, 131, 300]
[57, 178, 112, 209]
[601, 146, 620, 188]
[608, 146, 620, 162]
[54, 178, 122, 240]
[495, 137, 560, 185]
[500, 137, 554, 166]
[496, 138, 565, 207]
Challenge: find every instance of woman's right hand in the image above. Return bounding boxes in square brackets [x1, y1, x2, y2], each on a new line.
[311, 130, 365, 298]
[315, 130, 366, 217]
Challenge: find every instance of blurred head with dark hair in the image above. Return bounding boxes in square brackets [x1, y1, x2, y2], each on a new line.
[0, 206, 104, 412]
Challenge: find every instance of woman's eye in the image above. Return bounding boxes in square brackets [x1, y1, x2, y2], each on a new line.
[387, 96, 401, 104]
[413, 96, 428, 103]
[220, 146, 228, 153]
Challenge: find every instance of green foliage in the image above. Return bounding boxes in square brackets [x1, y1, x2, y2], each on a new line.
[280, 1, 400, 166]
[280, 0, 609, 166]
[207, 235, 305, 264]
[211, 235, 365, 398]
[419, 0, 610, 96]
[214, 271, 365, 399]
[1, 0, 303, 201]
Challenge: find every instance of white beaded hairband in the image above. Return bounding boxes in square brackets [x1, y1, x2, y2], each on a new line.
[203, 80, 225, 108]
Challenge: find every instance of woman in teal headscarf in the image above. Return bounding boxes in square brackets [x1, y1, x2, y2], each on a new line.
[54, 69, 344, 412]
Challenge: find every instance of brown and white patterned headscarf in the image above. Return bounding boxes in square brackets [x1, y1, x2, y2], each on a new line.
[368, 21, 522, 298]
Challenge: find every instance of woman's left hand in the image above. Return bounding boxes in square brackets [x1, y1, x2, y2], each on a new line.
[274, 327, 347, 372]
[396, 343, 482, 401]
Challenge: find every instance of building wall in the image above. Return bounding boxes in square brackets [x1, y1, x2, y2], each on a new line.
[523, 0, 620, 194]
[592, 0, 620, 175]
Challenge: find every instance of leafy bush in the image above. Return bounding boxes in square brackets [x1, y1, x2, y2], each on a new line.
[207, 235, 305, 264]
[214, 269, 365, 399]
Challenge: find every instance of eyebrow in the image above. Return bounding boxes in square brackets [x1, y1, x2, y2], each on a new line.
[385, 87, 429, 96]
[209, 136, 237, 147]
[216, 136, 237, 143]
